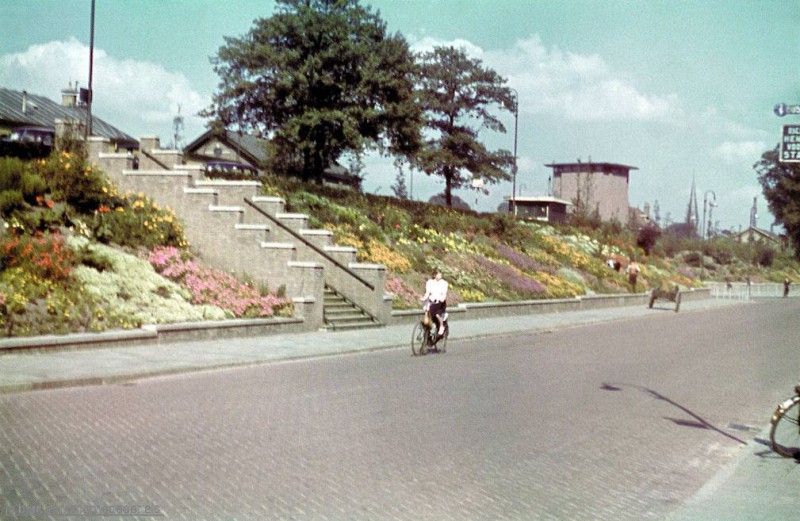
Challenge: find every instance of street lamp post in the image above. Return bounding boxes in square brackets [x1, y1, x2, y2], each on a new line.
[511, 88, 519, 216]
[86, 0, 95, 139]
[702, 190, 717, 240]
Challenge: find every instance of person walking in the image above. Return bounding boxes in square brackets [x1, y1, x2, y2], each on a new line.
[784, 278, 791, 298]
[626, 258, 641, 292]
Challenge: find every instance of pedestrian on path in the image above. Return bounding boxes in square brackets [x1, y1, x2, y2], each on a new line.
[784, 278, 791, 297]
[626, 258, 640, 292]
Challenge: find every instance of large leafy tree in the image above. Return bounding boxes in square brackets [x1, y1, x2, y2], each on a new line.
[755, 147, 800, 257]
[415, 46, 515, 207]
[205, 0, 421, 182]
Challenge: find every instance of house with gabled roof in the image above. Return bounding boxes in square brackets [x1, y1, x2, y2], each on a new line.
[0, 84, 137, 150]
[733, 225, 785, 250]
[184, 129, 268, 168]
[184, 129, 361, 189]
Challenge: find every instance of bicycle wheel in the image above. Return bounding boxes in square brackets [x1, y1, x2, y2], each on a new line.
[438, 322, 449, 353]
[770, 395, 800, 458]
[411, 322, 428, 356]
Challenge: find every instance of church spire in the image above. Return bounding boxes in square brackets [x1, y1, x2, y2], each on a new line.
[685, 174, 699, 235]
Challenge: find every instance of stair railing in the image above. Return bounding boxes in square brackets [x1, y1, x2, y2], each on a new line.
[243, 197, 374, 291]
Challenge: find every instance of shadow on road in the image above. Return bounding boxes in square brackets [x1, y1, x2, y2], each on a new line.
[600, 382, 747, 445]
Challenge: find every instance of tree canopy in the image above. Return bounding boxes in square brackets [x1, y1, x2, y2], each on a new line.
[205, 0, 421, 181]
[415, 46, 515, 207]
[755, 147, 800, 257]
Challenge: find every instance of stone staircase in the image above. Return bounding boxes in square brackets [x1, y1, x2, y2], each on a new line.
[88, 136, 393, 333]
[322, 286, 381, 330]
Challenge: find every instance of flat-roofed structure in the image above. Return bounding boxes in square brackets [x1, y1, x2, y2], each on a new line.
[545, 161, 638, 222]
[507, 195, 572, 224]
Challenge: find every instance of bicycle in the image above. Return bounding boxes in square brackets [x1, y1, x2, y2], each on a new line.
[411, 311, 449, 356]
[769, 383, 800, 458]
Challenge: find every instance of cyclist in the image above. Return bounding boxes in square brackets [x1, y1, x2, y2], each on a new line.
[421, 269, 448, 337]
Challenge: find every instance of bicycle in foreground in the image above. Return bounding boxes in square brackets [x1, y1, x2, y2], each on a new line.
[770, 383, 800, 458]
[411, 310, 449, 356]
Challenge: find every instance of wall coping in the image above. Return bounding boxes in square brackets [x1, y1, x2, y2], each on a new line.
[260, 242, 296, 249]
[253, 195, 286, 203]
[287, 261, 324, 268]
[122, 170, 192, 177]
[349, 262, 386, 270]
[209, 205, 244, 213]
[195, 179, 262, 187]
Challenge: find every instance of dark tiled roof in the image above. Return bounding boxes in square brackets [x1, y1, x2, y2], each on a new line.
[184, 129, 268, 165]
[0, 87, 138, 148]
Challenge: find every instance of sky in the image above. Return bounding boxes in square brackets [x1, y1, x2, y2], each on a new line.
[2, 0, 798, 232]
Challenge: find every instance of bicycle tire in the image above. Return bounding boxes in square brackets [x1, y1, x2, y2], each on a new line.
[770, 395, 800, 458]
[438, 323, 449, 353]
[411, 322, 427, 356]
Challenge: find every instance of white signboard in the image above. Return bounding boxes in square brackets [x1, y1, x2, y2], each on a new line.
[780, 124, 800, 163]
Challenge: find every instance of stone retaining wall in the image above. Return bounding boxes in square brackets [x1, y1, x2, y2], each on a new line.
[0, 289, 710, 352]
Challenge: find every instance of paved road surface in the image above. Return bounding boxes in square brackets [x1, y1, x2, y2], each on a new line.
[1, 299, 798, 520]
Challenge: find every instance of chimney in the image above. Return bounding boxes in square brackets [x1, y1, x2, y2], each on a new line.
[21, 91, 40, 114]
[61, 82, 78, 107]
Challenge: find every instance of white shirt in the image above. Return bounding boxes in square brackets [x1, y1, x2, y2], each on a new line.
[426, 278, 449, 302]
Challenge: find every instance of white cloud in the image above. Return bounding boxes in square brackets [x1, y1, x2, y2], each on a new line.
[711, 140, 768, 165]
[0, 38, 210, 143]
[410, 34, 683, 122]
[410, 36, 485, 58]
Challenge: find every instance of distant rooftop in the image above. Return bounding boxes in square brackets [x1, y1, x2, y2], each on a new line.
[0, 87, 137, 148]
[544, 161, 638, 171]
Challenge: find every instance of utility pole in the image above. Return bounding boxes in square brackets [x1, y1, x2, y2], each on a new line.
[511, 88, 519, 216]
[86, 0, 95, 140]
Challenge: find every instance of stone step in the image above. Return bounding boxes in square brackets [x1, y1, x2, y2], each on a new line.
[322, 285, 379, 331]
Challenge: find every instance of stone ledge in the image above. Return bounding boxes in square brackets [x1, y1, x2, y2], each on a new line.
[348, 262, 386, 270]
[0, 317, 307, 353]
[252, 195, 285, 203]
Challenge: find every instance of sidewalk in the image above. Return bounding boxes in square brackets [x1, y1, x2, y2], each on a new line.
[665, 428, 799, 521]
[0, 297, 738, 394]
[1, 296, 797, 520]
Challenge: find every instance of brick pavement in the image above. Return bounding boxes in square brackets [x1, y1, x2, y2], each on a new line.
[1, 298, 799, 520]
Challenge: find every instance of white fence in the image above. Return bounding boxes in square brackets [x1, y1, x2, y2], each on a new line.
[708, 282, 791, 300]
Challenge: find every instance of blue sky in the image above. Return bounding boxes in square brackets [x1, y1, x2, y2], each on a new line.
[2, 0, 798, 231]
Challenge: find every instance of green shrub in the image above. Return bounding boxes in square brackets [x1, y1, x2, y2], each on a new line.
[82, 192, 186, 249]
[30, 151, 110, 212]
[0, 190, 25, 216]
[0, 157, 48, 215]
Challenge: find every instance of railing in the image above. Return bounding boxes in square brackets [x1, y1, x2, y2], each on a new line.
[243, 197, 374, 291]
[708, 282, 788, 300]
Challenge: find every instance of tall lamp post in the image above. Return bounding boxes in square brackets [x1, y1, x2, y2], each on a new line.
[86, 0, 95, 139]
[510, 88, 519, 215]
[702, 190, 717, 240]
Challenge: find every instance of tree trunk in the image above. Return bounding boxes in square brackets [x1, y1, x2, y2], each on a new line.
[444, 167, 453, 207]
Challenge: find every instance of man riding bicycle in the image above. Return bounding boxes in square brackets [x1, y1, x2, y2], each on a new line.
[421, 269, 448, 337]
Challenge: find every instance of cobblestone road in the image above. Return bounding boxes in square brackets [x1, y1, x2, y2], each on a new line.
[2, 300, 798, 520]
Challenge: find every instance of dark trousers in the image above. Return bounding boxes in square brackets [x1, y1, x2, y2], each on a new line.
[429, 301, 446, 330]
